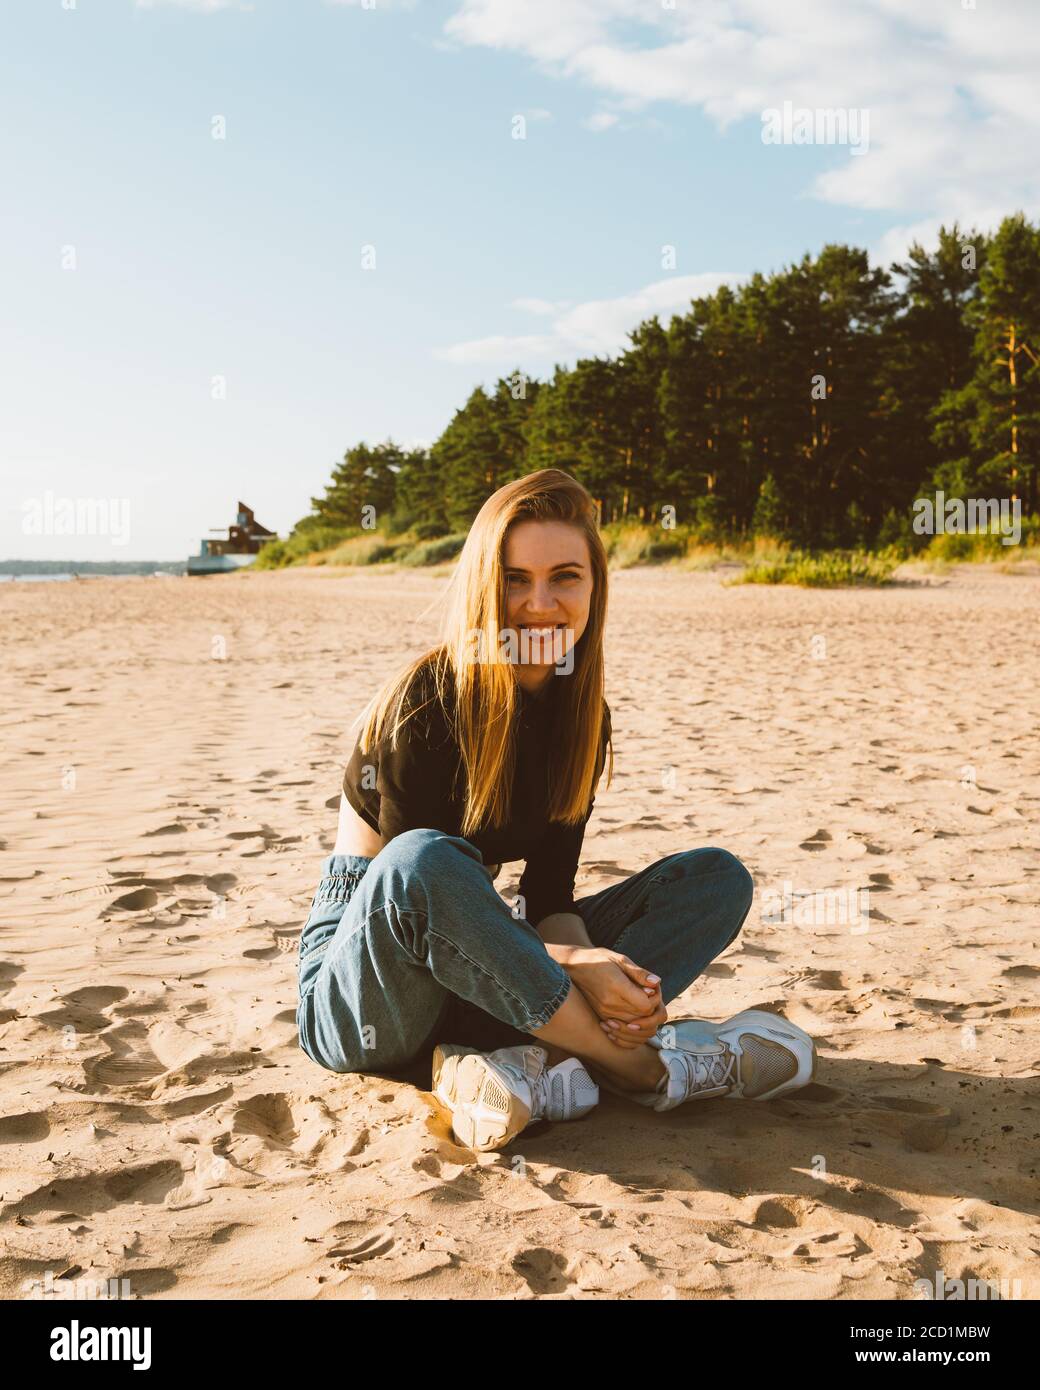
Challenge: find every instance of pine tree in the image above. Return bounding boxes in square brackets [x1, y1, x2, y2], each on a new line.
[752, 474, 786, 537]
[290, 218, 1040, 550]
[969, 213, 1040, 508]
[884, 224, 985, 509]
[309, 441, 400, 531]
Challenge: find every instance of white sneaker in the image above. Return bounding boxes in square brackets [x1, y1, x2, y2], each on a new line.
[431, 1041, 599, 1151]
[632, 1010, 818, 1112]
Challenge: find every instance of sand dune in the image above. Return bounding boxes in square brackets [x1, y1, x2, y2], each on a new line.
[1, 565, 1037, 1300]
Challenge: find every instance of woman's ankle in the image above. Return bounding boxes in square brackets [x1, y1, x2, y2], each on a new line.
[591, 1046, 666, 1094]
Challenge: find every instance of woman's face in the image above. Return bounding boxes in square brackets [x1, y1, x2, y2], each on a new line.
[501, 520, 593, 690]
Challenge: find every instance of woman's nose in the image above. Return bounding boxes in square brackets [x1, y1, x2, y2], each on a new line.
[522, 581, 558, 615]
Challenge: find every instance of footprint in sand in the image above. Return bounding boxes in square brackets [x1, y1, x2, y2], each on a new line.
[802, 969, 850, 990]
[220, 1092, 366, 1172]
[746, 1195, 815, 1229]
[89, 1029, 168, 1088]
[510, 1245, 573, 1295]
[799, 829, 832, 851]
[106, 887, 159, 913]
[0, 960, 24, 999]
[864, 1095, 954, 1152]
[326, 1229, 396, 1263]
[1, 1159, 183, 1221]
[0, 1110, 51, 1143]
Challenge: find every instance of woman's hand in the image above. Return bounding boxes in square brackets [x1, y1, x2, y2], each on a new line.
[556, 946, 667, 1049]
[598, 991, 668, 1048]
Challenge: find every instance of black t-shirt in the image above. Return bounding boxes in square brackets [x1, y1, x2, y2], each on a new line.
[341, 662, 610, 927]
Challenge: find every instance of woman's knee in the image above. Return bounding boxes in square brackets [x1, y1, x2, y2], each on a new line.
[297, 993, 365, 1075]
[298, 985, 435, 1077]
[711, 847, 754, 913]
[669, 846, 754, 942]
[306, 1047, 384, 1077]
[299, 1022, 410, 1077]
[666, 845, 753, 898]
[379, 827, 479, 878]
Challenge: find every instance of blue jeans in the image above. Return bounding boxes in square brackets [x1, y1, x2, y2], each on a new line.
[295, 827, 754, 1077]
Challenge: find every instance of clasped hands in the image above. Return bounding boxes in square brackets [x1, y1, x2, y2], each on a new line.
[555, 945, 667, 1049]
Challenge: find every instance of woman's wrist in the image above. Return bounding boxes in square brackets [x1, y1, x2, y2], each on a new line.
[545, 941, 583, 969]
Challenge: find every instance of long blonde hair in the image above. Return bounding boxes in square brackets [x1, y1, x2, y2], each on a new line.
[352, 468, 613, 835]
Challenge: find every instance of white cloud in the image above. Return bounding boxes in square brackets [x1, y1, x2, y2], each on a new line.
[871, 207, 1008, 276]
[870, 217, 949, 275]
[324, 0, 418, 9]
[583, 112, 619, 132]
[436, 272, 745, 367]
[135, 0, 253, 10]
[443, 0, 1040, 228]
[510, 297, 566, 315]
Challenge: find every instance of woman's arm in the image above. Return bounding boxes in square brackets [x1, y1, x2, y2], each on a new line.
[536, 910, 593, 961]
[538, 910, 664, 1045]
[518, 817, 588, 930]
[519, 697, 611, 930]
[344, 667, 461, 846]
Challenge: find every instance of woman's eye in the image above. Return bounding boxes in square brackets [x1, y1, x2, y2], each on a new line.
[505, 571, 580, 585]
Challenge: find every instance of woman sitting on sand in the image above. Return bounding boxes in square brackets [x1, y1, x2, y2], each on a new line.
[295, 468, 816, 1150]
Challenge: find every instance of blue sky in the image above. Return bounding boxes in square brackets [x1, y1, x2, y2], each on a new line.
[2, 0, 1038, 560]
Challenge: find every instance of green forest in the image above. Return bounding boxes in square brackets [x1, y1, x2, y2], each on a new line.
[262, 214, 1040, 570]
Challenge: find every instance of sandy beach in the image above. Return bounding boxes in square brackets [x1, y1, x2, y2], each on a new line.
[1, 564, 1037, 1301]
